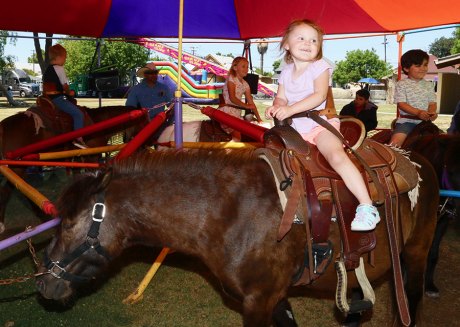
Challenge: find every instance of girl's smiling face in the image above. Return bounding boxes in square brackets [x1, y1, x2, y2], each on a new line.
[233, 59, 249, 79]
[284, 24, 320, 63]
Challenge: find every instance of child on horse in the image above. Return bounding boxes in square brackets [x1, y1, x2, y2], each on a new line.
[43, 44, 86, 148]
[390, 49, 438, 147]
[265, 19, 380, 231]
[218, 56, 262, 141]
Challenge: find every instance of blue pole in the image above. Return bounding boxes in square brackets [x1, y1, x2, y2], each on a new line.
[0, 218, 61, 251]
[439, 189, 460, 198]
[174, 96, 183, 149]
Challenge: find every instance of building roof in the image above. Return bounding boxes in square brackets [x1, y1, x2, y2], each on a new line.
[434, 53, 460, 69]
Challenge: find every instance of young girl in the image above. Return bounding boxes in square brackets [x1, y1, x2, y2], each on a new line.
[43, 44, 85, 147]
[265, 19, 380, 231]
[219, 56, 262, 141]
[390, 49, 438, 147]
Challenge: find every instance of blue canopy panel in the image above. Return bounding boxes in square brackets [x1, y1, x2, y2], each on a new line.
[102, 0, 242, 39]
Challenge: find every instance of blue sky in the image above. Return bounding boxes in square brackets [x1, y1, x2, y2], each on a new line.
[4, 24, 458, 73]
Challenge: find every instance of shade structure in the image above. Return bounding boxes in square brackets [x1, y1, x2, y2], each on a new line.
[1, 0, 459, 39]
[358, 77, 380, 84]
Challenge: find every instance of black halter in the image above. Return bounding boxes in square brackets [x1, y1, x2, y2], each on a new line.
[43, 192, 111, 283]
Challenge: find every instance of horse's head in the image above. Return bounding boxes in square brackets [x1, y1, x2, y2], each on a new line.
[36, 169, 117, 301]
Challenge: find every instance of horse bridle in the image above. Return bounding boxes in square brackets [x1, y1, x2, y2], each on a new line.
[43, 192, 111, 283]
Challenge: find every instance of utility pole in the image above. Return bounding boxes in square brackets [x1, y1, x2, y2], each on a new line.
[31, 50, 35, 73]
[382, 35, 389, 63]
[190, 46, 198, 56]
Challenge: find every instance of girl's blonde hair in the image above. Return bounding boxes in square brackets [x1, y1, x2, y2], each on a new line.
[279, 19, 324, 63]
[228, 56, 248, 77]
[48, 44, 66, 61]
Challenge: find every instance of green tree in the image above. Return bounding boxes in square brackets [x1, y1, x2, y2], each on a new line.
[254, 67, 273, 77]
[429, 36, 455, 58]
[27, 49, 45, 64]
[451, 27, 460, 55]
[0, 31, 17, 96]
[272, 59, 281, 72]
[59, 38, 149, 84]
[332, 49, 392, 86]
[0, 31, 16, 73]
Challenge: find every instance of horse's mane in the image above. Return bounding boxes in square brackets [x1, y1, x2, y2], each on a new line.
[110, 148, 257, 177]
[56, 149, 258, 221]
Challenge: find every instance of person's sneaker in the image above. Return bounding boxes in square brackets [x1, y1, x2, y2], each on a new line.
[351, 204, 381, 231]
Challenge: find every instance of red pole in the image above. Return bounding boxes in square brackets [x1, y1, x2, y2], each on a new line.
[5, 109, 147, 160]
[114, 112, 167, 161]
[200, 106, 267, 143]
[0, 160, 101, 169]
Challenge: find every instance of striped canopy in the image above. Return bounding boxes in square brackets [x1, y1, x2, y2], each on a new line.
[1, 0, 459, 39]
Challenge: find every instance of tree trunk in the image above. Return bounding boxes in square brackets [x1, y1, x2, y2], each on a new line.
[33, 32, 53, 74]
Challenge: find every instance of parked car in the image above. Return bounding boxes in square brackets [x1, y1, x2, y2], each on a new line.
[0, 69, 40, 97]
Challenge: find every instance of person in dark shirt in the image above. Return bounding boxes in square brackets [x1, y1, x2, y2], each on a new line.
[340, 89, 378, 134]
[43, 44, 85, 147]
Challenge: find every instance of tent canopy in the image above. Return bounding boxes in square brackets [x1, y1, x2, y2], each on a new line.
[1, 0, 459, 39]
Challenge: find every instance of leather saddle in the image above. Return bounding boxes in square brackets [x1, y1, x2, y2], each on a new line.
[199, 119, 233, 142]
[29, 95, 92, 134]
[257, 123, 419, 275]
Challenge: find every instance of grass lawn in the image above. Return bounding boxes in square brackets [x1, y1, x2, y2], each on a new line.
[0, 96, 454, 132]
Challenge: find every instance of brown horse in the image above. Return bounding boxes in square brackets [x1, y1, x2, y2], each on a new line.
[0, 105, 147, 234]
[372, 121, 460, 298]
[36, 148, 438, 326]
[404, 132, 460, 297]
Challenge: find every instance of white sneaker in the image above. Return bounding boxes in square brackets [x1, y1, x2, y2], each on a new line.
[351, 204, 381, 231]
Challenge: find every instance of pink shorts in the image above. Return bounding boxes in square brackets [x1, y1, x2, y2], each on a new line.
[299, 120, 341, 145]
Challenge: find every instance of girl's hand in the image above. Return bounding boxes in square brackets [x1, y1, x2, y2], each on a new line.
[429, 113, 438, 121]
[272, 106, 292, 121]
[246, 103, 257, 111]
[265, 106, 276, 119]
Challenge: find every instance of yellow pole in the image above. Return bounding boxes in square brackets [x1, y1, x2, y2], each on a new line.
[123, 247, 170, 304]
[0, 165, 56, 215]
[34, 144, 125, 160]
[126, 1, 184, 301]
[171, 141, 261, 149]
[175, 0, 184, 98]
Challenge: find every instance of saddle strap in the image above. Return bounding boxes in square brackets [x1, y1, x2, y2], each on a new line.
[331, 178, 376, 270]
[376, 168, 411, 327]
[306, 111, 385, 205]
[277, 150, 304, 241]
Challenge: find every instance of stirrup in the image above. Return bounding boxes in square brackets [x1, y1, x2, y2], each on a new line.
[335, 257, 375, 314]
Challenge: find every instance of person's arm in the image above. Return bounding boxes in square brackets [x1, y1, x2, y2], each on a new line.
[362, 108, 378, 132]
[125, 86, 139, 108]
[427, 102, 438, 121]
[265, 84, 288, 119]
[227, 80, 248, 108]
[339, 102, 354, 116]
[243, 87, 262, 122]
[397, 102, 433, 121]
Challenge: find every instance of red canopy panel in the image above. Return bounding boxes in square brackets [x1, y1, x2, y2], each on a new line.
[0, 0, 459, 38]
[2, 0, 112, 37]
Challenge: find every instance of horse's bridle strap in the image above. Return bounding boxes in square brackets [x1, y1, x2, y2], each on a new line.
[43, 191, 111, 282]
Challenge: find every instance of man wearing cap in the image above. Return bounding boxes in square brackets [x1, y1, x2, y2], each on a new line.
[126, 63, 173, 119]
